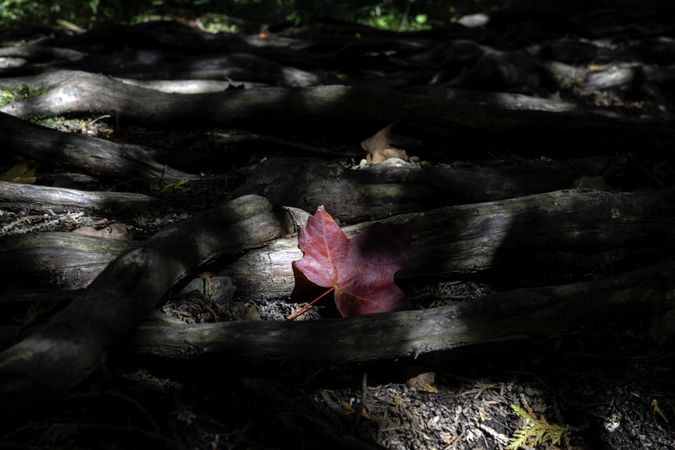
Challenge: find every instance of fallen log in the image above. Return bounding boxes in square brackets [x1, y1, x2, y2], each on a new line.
[228, 188, 675, 300]
[133, 261, 675, 362]
[0, 194, 291, 417]
[3, 189, 674, 293]
[0, 112, 191, 179]
[83, 53, 322, 86]
[0, 232, 133, 291]
[235, 156, 615, 223]
[1, 71, 669, 148]
[0, 69, 262, 93]
[2, 261, 672, 363]
[0, 180, 166, 213]
[0, 43, 85, 63]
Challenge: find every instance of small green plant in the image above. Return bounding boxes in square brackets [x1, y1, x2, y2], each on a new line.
[200, 14, 239, 33]
[0, 82, 49, 107]
[161, 178, 190, 192]
[0, 89, 14, 108]
[359, 3, 430, 31]
[506, 404, 567, 450]
[28, 115, 79, 129]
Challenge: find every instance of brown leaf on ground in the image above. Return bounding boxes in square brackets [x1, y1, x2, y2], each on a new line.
[360, 121, 420, 164]
[72, 223, 133, 240]
[405, 369, 438, 393]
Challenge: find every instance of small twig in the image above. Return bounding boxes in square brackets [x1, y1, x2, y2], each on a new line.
[288, 286, 334, 320]
[627, 154, 667, 188]
[351, 372, 368, 434]
[289, 260, 369, 320]
[478, 423, 509, 445]
[88, 114, 111, 125]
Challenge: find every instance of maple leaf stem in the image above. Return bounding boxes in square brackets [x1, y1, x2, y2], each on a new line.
[288, 286, 335, 320]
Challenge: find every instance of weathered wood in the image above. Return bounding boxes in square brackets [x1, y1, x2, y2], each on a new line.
[2, 262, 671, 363]
[0, 68, 260, 94]
[0, 291, 75, 348]
[0, 180, 165, 213]
[0, 232, 133, 291]
[3, 189, 674, 294]
[0, 112, 191, 179]
[0, 194, 291, 417]
[0, 43, 85, 64]
[99, 53, 320, 86]
[235, 156, 614, 223]
[0, 59, 310, 89]
[117, 77, 264, 93]
[132, 262, 675, 362]
[0, 69, 85, 89]
[228, 188, 675, 300]
[1, 71, 667, 143]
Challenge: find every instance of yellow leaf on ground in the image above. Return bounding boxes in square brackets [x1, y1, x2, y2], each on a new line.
[0, 162, 36, 184]
[652, 399, 669, 423]
[405, 370, 438, 393]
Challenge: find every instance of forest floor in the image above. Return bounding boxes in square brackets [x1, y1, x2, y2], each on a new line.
[1, 6, 675, 450]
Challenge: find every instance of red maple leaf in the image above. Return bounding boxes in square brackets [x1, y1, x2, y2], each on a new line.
[293, 206, 410, 317]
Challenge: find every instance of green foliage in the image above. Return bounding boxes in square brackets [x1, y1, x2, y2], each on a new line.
[88, 0, 100, 15]
[506, 404, 567, 450]
[28, 115, 79, 129]
[0, 0, 43, 23]
[0, 82, 49, 107]
[0, 0, 100, 25]
[0, 0, 489, 29]
[200, 14, 240, 32]
[0, 89, 13, 107]
[3, 0, 664, 29]
[161, 178, 190, 192]
[0, 0, 145, 26]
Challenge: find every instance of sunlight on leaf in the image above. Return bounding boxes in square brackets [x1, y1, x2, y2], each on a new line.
[293, 206, 409, 317]
[506, 404, 566, 450]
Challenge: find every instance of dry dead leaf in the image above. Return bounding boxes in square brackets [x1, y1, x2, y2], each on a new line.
[341, 401, 371, 418]
[360, 121, 419, 164]
[0, 162, 36, 184]
[405, 369, 438, 393]
[73, 223, 132, 240]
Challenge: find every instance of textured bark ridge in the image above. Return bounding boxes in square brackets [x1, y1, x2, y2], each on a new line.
[4, 189, 674, 294]
[227, 188, 675, 301]
[2, 72, 672, 155]
[0, 195, 291, 417]
[132, 261, 675, 362]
